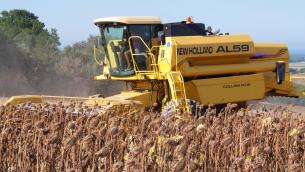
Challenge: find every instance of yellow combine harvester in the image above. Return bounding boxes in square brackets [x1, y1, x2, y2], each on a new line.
[5, 16, 305, 114]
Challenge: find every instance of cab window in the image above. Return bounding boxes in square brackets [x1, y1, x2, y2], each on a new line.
[127, 25, 162, 70]
[100, 25, 135, 76]
[127, 25, 151, 71]
[128, 25, 151, 48]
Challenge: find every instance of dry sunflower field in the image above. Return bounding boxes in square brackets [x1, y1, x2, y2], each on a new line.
[0, 102, 305, 172]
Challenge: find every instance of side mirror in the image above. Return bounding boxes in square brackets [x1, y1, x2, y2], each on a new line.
[158, 31, 165, 45]
[276, 61, 286, 84]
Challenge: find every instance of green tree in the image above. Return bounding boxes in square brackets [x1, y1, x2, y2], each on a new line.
[0, 10, 44, 37]
[0, 9, 61, 63]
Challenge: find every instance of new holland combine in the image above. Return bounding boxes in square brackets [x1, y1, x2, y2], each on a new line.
[5, 16, 305, 115]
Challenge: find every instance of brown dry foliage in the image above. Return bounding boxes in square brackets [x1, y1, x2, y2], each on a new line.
[0, 103, 305, 171]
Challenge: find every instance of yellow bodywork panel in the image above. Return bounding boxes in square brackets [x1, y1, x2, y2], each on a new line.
[185, 73, 265, 105]
[263, 72, 292, 93]
[4, 93, 151, 108]
[181, 61, 276, 77]
[253, 43, 290, 70]
[5, 95, 44, 106]
[254, 43, 288, 54]
[86, 91, 155, 107]
[4, 95, 89, 106]
[174, 35, 254, 66]
[158, 35, 254, 74]
[105, 91, 154, 107]
[174, 35, 254, 58]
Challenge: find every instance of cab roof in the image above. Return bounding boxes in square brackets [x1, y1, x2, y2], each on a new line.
[93, 16, 161, 25]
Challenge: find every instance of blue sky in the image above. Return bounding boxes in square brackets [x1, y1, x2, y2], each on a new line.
[1, 0, 305, 53]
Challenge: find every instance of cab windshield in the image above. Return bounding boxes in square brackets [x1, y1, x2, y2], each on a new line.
[100, 25, 134, 76]
[100, 24, 161, 77]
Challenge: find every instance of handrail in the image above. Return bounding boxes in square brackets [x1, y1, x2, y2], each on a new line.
[172, 39, 178, 71]
[147, 52, 158, 72]
[151, 45, 160, 71]
[93, 46, 104, 66]
[128, 36, 152, 53]
[127, 36, 159, 76]
[127, 37, 140, 72]
[151, 45, 160, 53]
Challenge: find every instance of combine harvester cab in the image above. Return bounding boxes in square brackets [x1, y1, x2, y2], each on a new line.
[4, 16, 305, 115]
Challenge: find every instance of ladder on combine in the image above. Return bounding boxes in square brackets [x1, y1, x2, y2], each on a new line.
[167, 71, 190, 113]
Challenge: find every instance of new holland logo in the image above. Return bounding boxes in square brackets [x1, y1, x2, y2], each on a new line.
[177, 46, 213, 55]
[177, 44, 250, 56]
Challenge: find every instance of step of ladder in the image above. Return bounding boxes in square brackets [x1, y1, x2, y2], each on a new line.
[166, 71, 189, 113]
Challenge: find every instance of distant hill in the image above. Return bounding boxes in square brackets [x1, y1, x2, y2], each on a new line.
[290, 54, 305, 62]
[290, 49, 305, 54]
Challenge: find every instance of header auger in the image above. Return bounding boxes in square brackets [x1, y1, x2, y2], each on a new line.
[5, 16, 305, 115]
